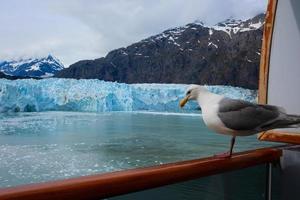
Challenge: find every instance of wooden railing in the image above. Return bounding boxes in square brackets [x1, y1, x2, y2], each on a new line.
[259, 131, 300, 144]
[0, 147, 282, 200]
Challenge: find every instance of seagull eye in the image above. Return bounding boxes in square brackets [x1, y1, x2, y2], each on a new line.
[186, 90, 191, 95]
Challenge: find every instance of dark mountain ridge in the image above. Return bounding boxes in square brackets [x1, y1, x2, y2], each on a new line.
[0, 71, 41, 80]
[56, 14, 265, 89]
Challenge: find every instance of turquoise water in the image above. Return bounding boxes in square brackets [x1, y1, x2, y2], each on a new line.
[0, 111, 274, 188]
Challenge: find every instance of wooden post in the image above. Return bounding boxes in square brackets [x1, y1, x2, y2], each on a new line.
[258, 0, 278, 104]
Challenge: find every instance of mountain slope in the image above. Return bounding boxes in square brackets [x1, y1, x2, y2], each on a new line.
[0, 71, 41, 80]
[56, 14, 264, 89]
[0, 55, 64, 78]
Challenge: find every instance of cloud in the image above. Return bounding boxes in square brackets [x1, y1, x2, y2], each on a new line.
[0, 0, 267, 66]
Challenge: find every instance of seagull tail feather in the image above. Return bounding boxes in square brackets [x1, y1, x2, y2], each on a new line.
[261, 114, 300, 130]
[284, 114, 300, 128]
[274, 114, 300, 128]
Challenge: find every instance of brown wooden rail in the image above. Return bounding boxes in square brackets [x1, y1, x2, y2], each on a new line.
[259, 131, 300, 144]
[0, 147, 282, 200]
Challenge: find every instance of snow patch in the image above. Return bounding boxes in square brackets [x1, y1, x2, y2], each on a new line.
[208, 42, 218, 48]
[173, 42, 181, 47]
[41, 73, 54, 78]
[212, 26, 232, 37]
[168, 36, 175, 42]
[249, 21, 263, 29]
[29, 64, 41, 71]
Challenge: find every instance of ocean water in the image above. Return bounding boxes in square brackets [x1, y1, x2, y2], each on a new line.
[0, 111, 274, 188]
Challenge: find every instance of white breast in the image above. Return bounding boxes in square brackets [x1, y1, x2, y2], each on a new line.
[198, 94, 236, 136]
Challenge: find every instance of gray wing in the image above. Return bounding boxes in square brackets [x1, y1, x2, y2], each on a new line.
[217, 98, 281, 131]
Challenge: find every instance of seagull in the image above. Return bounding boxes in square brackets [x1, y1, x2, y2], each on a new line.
[179, 84, 300, 158]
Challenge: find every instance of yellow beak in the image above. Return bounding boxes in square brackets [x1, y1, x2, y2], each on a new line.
[179, 96, 189, 108]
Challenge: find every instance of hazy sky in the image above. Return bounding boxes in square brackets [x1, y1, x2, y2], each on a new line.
[0, 0, 267, 66]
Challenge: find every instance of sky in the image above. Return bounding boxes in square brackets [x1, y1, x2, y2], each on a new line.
[0, 0, 267, 67]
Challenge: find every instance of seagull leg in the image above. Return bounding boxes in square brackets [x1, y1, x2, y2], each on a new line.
[214, 136, 236, 159]
[229, 136, 236, 156]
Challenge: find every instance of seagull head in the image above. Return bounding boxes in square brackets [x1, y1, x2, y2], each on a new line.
[179, 85, 207, 108]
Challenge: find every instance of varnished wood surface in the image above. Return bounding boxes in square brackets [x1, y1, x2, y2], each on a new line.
[0, 147, 282, 200]
[258, 131, 300, 144]
[257, 0, 300, 143]
[258, 0, 278, 104]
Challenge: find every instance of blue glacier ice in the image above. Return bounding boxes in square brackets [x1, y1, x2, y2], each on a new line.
[0, 78, 257, 113]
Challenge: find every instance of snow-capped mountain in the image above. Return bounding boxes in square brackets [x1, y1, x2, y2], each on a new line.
[149, 13, 264, 45]
[56, 14, 264, 89]
[206, 14, 264, 36]
[0, 55, 64, 78]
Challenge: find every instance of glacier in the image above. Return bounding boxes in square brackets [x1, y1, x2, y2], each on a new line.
[0, 78, 257, 113]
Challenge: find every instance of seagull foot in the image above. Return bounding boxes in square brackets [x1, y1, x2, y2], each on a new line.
[214, 152, 232, 159]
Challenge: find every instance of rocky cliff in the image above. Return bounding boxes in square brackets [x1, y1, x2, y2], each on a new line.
[56, 14, 264, 89]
